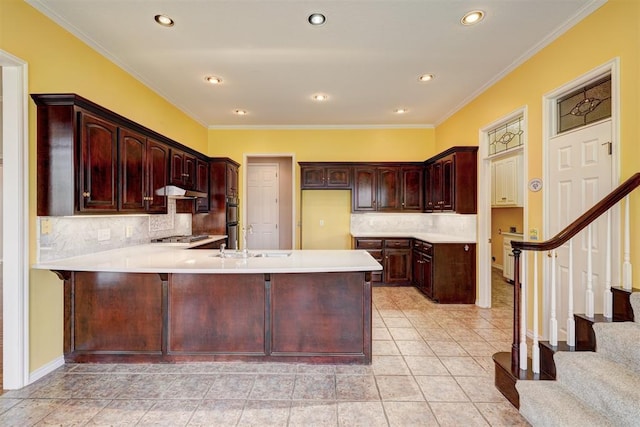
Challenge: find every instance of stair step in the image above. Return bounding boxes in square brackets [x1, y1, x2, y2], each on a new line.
[611, 286, 639, 322]
[493, 351, 553, 408]
[554, 351, 640, 425]
[593, 321, 640, 375]
[539, 341, 583, 379]
[516, 380, 614, 427]
[574, 313, 612, 351]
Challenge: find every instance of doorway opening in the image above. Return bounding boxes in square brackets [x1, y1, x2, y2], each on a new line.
[243, 155, 295, 250]
[478, 108, 528, 308]
[1, 50, 29, 390]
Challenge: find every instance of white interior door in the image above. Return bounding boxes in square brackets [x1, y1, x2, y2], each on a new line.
[548, 120, 613, 337]
[246, 163, 279, 249]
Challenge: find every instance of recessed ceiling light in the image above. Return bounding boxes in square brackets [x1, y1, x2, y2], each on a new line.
[461, 10, 485, 25]
[234, 109, 247, 116]
[154, 14, 174, 27]
[308, 13, 326, 26]
[205, 76, 222, 85]
[394, 108, 408, 114]
[418, 74, 434, 82]
[313, 94, 328, 101]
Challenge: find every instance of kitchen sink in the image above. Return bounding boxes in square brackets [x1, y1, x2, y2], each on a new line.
[253, 252, 292, 258]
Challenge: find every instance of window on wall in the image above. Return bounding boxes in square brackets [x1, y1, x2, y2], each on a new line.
[557, 75, 611, 134]
[488, 115, 524, 156]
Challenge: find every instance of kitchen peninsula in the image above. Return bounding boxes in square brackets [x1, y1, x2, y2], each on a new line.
[34, 245, 381, 365]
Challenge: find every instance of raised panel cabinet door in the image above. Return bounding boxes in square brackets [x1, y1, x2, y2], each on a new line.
[301, 166, 326, 188]
[146, 139, 169, 213]
[384, 248, 412, 285]
[377, 167, 401, 211]
[170, 149, 185, 186]
[326, 166, 351, 188]
[195, 158, 209, 212]
[184, 153, 197, 190]
[119, 128, 146, 212]
[79, 111, 118, 212]
[401, 167, 424, 211]
[430, 161, 443, 211]
[423, 254, 433, 298]
[353, 167, 377, 211]
[412, 248, 424, 290]
[441, 156, 455, 211]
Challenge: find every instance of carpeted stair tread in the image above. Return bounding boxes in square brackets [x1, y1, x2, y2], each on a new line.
[630, 292, 640, 322]
[516, 380, 614, 427]
[554, 351, 640, 425]
[593, 321, 640, 375]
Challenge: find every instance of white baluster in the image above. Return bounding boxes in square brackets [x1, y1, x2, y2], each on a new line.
[520, 252, 528, 371]
[586, 225, 595, 318]
[567, 240, 575, 347]
[623, 195, 632, 290]
[550, 249, 558, 346]
[532, 252, 540, 373]
[604, 210, 613, 318]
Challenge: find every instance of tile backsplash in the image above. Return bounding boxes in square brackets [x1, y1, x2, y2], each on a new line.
[350, 212, 476, 239]
[37, 199, 191, 262]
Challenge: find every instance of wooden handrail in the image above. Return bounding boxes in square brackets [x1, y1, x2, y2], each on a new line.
[512, 173, 640, 252]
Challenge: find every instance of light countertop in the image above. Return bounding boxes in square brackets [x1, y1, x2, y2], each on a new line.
[351, 232, 476, 244]
[33, 245, 382, 274]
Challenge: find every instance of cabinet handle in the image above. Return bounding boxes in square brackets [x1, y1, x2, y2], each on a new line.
[464, 244, 469, 251]
[182, 173, 189, 177]
[501, 197, 507, 200]
[82, 191, 90, 198]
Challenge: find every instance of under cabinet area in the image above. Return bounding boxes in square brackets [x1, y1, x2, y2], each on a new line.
[353, 237, 412, 286]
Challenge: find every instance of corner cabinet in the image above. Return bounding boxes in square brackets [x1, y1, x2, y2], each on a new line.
[32, 93, 210, 216]
[425, 147, 478, 214]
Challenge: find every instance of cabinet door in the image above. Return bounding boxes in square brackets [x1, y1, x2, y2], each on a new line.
[326, 166, 351, 188]
[430, 161, 443, 211]
[170, 149, 186, 186]
[384, 248, 412, 285]
[353, 167, 377, 211]
[195, 158, 209, 212]
[423, 254, 433, 298]
[412, 249, 424, 290]
[377, 167, 401, 211]
[184, 153, 197, 190]
[493, 154, 522, 207]
[146, 139, 169, 213]
[441, 156, 455, 211]
[119, 128, 147, 212]
[503, 241, 514, 281]
[78, 112, 118, 213]
[226, 163, 239, 198]
[301, 166, 326, 188]
[401, 167, 423, 211]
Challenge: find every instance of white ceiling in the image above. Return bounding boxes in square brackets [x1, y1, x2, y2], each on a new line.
[28, 0, 605, 128]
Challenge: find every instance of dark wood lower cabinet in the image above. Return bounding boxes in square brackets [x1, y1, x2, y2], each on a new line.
[60, 270, 372, 364]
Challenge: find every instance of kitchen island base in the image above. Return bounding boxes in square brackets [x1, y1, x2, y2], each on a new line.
[58, 270, 372, 364]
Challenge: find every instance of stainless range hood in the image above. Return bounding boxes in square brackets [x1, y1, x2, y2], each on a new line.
[155, 185, 207, 199]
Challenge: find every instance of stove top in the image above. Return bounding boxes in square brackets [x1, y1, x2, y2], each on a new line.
[151, 234, 210, 244]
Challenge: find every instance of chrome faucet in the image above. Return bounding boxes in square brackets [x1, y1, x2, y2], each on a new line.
[242, 225, 253, 257]
[220, 242, 226, 257]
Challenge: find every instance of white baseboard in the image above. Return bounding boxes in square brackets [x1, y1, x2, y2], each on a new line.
[28, 356, 65, 384]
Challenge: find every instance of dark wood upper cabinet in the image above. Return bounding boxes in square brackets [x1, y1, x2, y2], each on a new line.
[78, 111, 119, 213]
[300, 163, 351, 189]
[170, 149, 197, 190]
[401, 166, 424, 211]
[32, 93, 206, 216]
[425, 147, 477, 214]
[353, 167, 377, 211]
[377, 167, 401, 211]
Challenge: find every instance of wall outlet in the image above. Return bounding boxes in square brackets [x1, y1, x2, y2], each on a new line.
[125, 225, 133, 238]
[98, 228, 111, 241]
[319, 219, 325, 227]
[41, 219, 52, 235]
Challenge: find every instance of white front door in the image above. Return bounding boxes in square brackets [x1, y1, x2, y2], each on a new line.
[548, 119, 613, 338]
[246, 163, 279, 249]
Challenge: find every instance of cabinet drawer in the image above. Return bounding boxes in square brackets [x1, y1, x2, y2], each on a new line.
[384, 239, 411, 249]
[356, 239, 383, 249]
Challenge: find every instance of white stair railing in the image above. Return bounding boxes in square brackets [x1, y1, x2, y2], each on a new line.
[623, 195, 632, 290]
[567, 240, 575, 347]
[604, 210, 613, 318]
[586, 224, 595, 318]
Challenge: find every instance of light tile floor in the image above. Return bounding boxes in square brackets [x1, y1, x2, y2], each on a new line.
[0, 274, 529, 426]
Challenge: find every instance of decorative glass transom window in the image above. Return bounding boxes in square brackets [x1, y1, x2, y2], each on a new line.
[557, 75, 611, 134]
[488, 116, 524, 156]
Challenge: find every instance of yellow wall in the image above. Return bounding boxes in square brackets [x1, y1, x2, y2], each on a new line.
[1, 0, 208, 372]
[437, 0, 640, 294]
[491, 208, 524, 267]
[301, 190, 352, 249]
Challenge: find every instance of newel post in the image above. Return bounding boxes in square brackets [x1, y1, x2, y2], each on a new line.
[512, 247, 522, 371]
